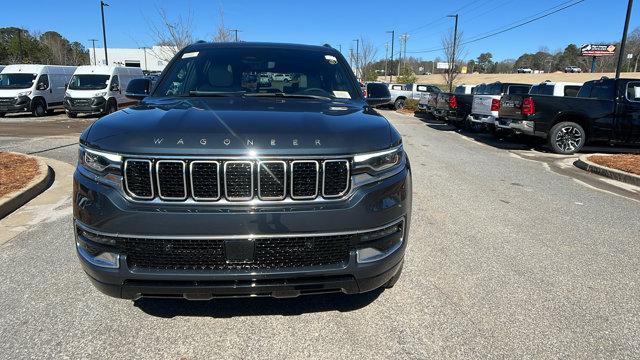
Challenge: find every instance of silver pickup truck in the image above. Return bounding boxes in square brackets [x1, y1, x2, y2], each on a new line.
[389, 83, 440, 110]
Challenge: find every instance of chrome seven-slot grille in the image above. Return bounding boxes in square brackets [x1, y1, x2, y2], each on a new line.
[123, 158, 350, 202]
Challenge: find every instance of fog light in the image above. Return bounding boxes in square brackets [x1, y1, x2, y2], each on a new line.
[356, 220, 404, 263]
[76, 242, 120, 268]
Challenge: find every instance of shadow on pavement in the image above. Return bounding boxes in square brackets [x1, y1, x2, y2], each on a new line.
[133, 289, 383, 318]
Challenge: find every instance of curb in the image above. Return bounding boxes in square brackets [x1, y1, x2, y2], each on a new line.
[574, 154, 640, 187]
[0, 153, 53, 219]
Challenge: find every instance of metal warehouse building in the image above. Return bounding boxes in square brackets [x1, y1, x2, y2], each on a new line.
[89, 46, 177, 72]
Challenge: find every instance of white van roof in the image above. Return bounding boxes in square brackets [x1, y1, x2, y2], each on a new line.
[73, 65, 143, 76]
[1, 64, 76, 75]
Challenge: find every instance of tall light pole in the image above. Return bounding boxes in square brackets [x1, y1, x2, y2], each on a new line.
[616, 0, 634, 78]
[100, 1, 109, 65]
[447, 14, 459, 91]
[139, 46, 148, 71]
[353, 38, 360, 79]
[230, 29, 241, 42]
[387, 30, 395, 82]
[398, 34, 409, 78]
[89, 39, 98, 65]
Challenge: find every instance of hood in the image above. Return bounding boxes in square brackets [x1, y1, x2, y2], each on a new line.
[82, 97, 395, 156]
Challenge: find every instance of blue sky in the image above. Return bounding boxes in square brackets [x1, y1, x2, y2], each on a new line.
[1, 0, 638, 61]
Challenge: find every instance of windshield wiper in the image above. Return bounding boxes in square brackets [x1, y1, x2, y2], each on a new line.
[244, 92, 332, 100]
[189, 90, 246, 97]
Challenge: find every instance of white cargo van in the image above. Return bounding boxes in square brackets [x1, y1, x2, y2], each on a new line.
[64, 66, 143, 118]
[0, 64, 76, 117]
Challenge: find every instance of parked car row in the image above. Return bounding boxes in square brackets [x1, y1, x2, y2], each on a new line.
[419, 78, 640, 154]
[388, 83, 442, 110]
[0, 64, 143, 118]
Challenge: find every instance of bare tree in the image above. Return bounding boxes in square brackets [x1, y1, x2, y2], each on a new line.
[147, 7, 193, 61]
[441, 30, 464, 92]
[347, 37, 378, 81]
[213, 7, 233, 42]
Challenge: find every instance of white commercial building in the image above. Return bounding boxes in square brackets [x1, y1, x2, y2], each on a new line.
[89, 46, 177, 72]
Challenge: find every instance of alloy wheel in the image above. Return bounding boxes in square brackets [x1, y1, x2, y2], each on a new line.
[555, 126, 582, 152]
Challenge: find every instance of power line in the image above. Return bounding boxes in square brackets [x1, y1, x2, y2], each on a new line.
[405, 0, 586, 54]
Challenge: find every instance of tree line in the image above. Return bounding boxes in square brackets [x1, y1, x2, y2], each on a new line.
[0, 27, 89, 66]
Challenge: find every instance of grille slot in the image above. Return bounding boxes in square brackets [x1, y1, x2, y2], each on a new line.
[124, 159, 153, 199]
[116, 235, 350, 270]
[190, 161, 220, 200]
[290, 161, 319, 199]
[258, 161, 286, 200]
[156, 160, 187, 200]
[323, 160, 350, 197]
[224, 161, 254, 201]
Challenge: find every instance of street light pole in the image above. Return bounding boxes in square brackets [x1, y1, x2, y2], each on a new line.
[615, 0, 634, 79]
[387, 30, 394, 82]
[89, 39, 98, 65]
[100, 1, 109, 65]
[384, 43, 389, 77]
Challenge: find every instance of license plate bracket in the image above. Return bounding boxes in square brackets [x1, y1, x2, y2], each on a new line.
[224, 239, 255, 263]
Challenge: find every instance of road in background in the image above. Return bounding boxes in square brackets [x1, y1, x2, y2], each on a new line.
[0, 110, 638, 358]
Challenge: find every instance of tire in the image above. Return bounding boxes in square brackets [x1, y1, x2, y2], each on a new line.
[46, 109, 56, 115]
[0, 112, 5, 118]
[384, 264, 403, 289]
[394, 98, 405, 110]
[104, 100, 117, 115]
[548, 121, 586, 154]
[32, 99, 46, 117]
[67, 112, 77, 118]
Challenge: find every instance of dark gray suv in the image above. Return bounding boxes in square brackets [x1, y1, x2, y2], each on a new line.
[73, 42, 412, 300]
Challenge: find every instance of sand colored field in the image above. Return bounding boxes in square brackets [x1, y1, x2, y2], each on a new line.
[378, 72, 640, 87]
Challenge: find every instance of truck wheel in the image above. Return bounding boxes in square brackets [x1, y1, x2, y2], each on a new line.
[548, 121, 585, 154]
[32, 99, 46, 117]
[384, 263, 403, 289]
[0, 112, 5, 118]
[394, 98, 405, 110]
[104, 100, 117, 115]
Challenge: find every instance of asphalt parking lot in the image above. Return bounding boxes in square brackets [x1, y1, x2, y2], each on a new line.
[1, 110, 639, 358]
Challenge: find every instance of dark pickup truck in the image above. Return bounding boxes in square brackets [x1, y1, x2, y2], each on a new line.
[438, 84, 476, 126]
[498, 77, 640, 154]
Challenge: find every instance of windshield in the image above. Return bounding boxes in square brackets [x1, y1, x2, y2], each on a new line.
[0, 73, 36, 89]
[68, 74, 110, 90]
[153, 47, 359, 100]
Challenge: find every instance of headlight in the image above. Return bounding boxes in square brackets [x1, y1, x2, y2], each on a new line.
[78, 146, 122, 184]
[94, 91, 107, 97]
[353, 146, 404, 175]
[17, 90, 32, 97]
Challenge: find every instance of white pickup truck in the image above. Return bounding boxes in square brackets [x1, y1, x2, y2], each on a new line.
[389, 83, 440, 110]
[469, 82, 531, 129]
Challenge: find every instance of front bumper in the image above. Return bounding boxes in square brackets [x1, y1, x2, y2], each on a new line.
[0, 96, 31, 113]
[73, 165, 412, 299]
[64, 97, 106, 114]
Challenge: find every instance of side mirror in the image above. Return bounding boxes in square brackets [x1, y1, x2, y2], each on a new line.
[36, 83, 47, 90]
[64, 83, 68, 89]
[125, 78, 152, 100]
[111, 84, 120, 92]
[365, 82, 391, 106]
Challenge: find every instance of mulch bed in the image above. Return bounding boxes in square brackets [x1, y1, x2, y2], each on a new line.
[588, 154, 640, 176]
[0, 152, 40, 197]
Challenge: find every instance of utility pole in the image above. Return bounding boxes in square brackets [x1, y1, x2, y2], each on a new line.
[89, 39, 98, 65]
[100, 1, 109, 65]
[230, 29, 241, 42]
[387, 30, 394, 82]
[447, 14, 458, 91]
[338, 44, 342, 53]
[353, 39, 360, 79]
[398, 34, 409, 78]
[616, 0, 634, 79]
[139, 47, 148, 71]
[17, 28, 23, 62]
[349, 48, 353, 69]
[384, 43, 389, 77]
